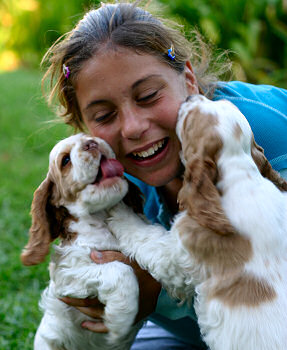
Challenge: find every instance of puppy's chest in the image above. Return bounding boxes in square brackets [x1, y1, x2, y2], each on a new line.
[69, 218, 120, 249]
[52, 219, 120, 269]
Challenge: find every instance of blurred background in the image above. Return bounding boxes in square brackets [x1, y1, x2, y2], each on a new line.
[0, 0, 286, 349]
[1, 0, 287, 85]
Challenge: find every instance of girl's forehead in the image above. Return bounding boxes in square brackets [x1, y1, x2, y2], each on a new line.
[90, 46, 157, 68]
[76, 47, 178, 89]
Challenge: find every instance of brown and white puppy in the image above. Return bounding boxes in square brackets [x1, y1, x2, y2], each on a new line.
[21, 133, 143, 350]
[107, 96, 287, 350]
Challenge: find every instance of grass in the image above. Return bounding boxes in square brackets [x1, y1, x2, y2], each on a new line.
[0, 69, 70, 349]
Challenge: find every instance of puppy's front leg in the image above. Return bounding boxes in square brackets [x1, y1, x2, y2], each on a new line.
[108, 203, 193, 299]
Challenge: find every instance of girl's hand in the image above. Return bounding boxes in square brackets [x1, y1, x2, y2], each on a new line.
[60, 295, 108, 333]
[60, 250, 161, 333]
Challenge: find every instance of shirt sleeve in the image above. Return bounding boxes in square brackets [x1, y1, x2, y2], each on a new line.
[213, 82, 287, 172]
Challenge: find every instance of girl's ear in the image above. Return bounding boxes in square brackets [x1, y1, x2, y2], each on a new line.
[21, 176, 55, 266]
[184, 61, 199, 95]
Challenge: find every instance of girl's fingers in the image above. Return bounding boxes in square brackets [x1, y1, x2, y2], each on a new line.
[75, 306, 104, 319]
[81, 321, 109, 333]
[60, 296, 104, 308]
[90, 250, 130, 264]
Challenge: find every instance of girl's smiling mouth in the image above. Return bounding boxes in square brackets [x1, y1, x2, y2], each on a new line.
[127, 137, 169, 163]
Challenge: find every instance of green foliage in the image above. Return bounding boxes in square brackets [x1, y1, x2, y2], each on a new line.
[158, 0, 287, 87]
[1, 0, 98, 68]
[0, 70, 69, 349]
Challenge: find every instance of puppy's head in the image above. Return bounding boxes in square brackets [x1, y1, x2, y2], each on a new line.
[48, 133, 129, 212]
[177, 95, 237, 235]
[21, 134, 131, 266]
[179, 96, 287, 189]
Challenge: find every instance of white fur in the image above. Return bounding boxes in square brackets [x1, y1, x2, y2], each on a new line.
[33, 134, 142, 350]
[108, 96, 287, 350]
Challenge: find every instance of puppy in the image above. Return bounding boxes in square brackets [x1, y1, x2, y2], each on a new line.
[107, 96, 287, 350]
[21, 133, 143, 350]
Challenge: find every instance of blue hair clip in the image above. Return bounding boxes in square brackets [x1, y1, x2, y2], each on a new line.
[167, 44, 176, 60]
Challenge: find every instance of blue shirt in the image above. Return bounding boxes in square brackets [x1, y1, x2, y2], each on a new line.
[214, 81, 287, 172]
[126, 82, 287, 348]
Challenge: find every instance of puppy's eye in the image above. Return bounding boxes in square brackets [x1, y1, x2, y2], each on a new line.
[61, 154, 71, 168]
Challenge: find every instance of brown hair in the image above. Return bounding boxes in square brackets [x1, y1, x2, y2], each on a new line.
[42, 0, 231, 131]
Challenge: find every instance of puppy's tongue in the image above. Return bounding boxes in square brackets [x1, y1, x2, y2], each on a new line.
[100, 158, 124, 179]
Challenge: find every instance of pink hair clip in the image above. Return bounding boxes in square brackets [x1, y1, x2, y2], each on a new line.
[63, 64, 70, 79]
[167, 44, 176, 60]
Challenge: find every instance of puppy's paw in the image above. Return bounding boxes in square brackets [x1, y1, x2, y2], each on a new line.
[107, 201, 144, 241]
[108, 201, 130, 219]
[107, 202, 130, 238]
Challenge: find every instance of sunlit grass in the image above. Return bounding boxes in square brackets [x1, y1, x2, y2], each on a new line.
[0, 69, 69, 349]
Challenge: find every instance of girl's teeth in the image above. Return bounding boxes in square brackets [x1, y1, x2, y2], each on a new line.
[133, 140, 164, 158]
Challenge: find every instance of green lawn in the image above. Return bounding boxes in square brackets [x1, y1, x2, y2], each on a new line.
[0, 70, 70, 349]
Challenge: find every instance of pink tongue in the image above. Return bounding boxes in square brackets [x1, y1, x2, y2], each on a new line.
[100, 158, 124, 179]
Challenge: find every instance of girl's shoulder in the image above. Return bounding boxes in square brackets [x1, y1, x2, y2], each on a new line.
[214, 81, 287, 110]
[213, 81, 287, 172]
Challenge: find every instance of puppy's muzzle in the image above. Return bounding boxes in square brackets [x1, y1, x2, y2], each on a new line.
[83, 140, 99, 155]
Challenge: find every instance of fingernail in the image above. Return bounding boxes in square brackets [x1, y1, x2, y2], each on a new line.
[81, 322, 88, 329]
[95, 251, 103, 259]
[91, 250, 103, 261]
[81, 320, 103, 328]
[81, 318, 100, 328]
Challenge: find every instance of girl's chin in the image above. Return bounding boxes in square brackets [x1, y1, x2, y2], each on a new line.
[129, 161, 182, 187]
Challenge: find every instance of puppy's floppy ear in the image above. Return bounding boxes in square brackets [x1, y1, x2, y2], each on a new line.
[178, 155, 236, 235]
[252, 137, 287, 192]
[21, 176, 58, 266]
[123, 180, 144, 214]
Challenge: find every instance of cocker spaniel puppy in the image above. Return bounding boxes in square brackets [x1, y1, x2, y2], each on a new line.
[21, 133, 143, 350]
[107, 95, 287, 350]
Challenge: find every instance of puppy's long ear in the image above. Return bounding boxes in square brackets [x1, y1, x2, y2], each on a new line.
[178, 155, 236, 235]
[21, 176, 55, 265]
[252, 138, 287, 192]
[123, 180, 144, 214]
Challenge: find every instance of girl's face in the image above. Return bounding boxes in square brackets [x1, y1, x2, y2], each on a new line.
[75, 47, 198, 187]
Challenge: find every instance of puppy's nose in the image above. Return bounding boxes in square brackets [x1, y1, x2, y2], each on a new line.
[83, 140, 98, 152]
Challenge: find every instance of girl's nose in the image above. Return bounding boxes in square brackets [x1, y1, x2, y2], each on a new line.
[120, 106, 150, 140]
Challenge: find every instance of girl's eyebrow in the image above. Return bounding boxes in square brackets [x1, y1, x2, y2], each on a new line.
[84, 74, 162, 111]
[84, 99, 107, 111]
[131, 74, 162, 90]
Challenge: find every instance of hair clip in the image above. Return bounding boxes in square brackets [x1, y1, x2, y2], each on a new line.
[167, 44, 176, 60]
[63, 64, 70, 79]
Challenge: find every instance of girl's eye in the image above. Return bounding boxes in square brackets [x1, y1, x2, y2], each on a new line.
[95, 111, 116, 123]
[137, 91, 158, 103]
[61, 154, 71, 168]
